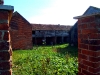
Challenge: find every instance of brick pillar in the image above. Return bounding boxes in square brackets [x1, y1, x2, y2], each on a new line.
[74, 14, 100, 75]
[0, 0, 4, 5]
[0, 5, 14, 75]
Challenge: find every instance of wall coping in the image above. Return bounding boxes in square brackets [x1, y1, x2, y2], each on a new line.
[73, 13, 100, 19]
[0, 5, 14, 11]
[0, 5, 14, 22]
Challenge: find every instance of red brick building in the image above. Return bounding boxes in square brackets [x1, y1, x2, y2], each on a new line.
[10, 11, 33, 50]
[9, 11, 71, 49]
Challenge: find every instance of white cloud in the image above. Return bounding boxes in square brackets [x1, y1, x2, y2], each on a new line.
[28, 0, 100, 25]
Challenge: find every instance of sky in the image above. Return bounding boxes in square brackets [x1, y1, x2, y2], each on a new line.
[4, 0, 100, 25]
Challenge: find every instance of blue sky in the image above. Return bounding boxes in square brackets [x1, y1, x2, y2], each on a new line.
[4, 0, 100, 25]
[5, 0, 53, 19]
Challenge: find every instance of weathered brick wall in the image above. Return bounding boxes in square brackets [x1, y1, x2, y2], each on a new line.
[0, 10, 12, 75]
[77, 15, 100, 75]
[10, 12, 33, 50]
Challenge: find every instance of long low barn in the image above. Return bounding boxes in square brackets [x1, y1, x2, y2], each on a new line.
[31, 24, 72, 45]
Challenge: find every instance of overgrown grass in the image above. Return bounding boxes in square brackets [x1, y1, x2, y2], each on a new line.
[12, 44, 78, 75]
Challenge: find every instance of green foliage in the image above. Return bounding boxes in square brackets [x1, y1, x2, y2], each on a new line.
[12, 44, 78, 75]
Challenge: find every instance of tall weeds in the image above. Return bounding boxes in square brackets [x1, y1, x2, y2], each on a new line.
[12, 44, 78, 75]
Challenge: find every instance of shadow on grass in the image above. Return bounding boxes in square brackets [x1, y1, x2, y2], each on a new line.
[56, 45, 78, 57]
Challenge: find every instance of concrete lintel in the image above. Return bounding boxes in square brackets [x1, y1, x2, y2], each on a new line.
[73, 13, 100, 19]
[0, 5, 14, 11]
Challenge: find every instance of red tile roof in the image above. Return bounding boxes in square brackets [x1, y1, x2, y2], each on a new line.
[31, 24, 72, 31]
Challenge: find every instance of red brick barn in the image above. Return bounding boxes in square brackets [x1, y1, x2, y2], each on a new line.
[10, 11, 33, 50]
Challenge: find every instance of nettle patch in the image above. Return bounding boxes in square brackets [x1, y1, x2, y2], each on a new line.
[12, 44, 78, 75]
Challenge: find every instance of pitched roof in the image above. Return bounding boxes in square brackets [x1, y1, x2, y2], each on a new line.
[83, 6, 100, 16]
[71, 6, 100, 31]
[69, 6, 100, 43]
[31, 24, 72, 31]
[10, 11, 31, 30]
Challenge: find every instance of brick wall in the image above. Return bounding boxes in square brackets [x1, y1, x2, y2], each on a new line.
[10, 12, 33, 50]
[0, 9, 13, 75]
[77, 15, 100, 75]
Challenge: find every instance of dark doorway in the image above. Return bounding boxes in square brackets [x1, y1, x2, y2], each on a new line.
[46, 37, 55, 45]
[64, 36, 68, 43]
[57, 37, 62, 44]
[32, 37, 43, 45]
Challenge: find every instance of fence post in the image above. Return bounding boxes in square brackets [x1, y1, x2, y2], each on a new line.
[0, 4, 14, 75]
[74, 14, 100, 75]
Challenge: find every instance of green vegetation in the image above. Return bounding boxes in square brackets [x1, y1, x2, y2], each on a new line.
[12, 44, 78, 75]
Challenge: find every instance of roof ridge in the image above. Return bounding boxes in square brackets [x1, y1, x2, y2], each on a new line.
[13, 11, 19, 16]
[90, 6, 100, 10]
[31, 24, 72, 30]
[12, 11, 31, 26]
[83, 6, 100, 15]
